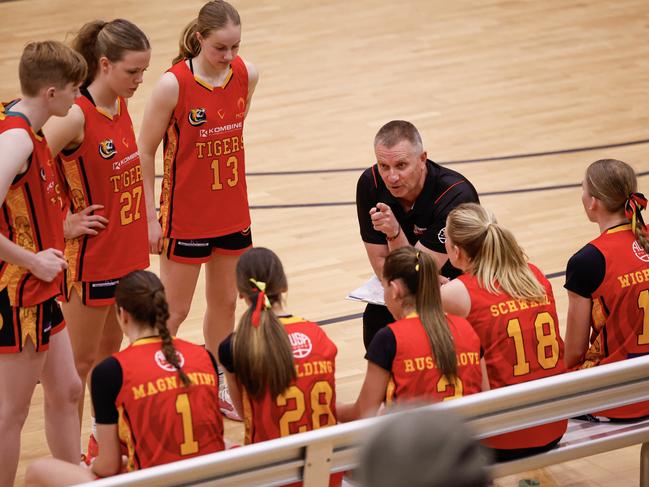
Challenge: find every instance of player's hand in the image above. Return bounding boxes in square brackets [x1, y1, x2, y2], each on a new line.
[64, 204, 108, 239]
[28, 248, 67, 282]
[370, 202, 399, 238]
[438, 275, 449, 285]
[148, 219, 163, 255]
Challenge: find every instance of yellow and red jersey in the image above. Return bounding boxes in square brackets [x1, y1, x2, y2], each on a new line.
[458, 263, 567, 449]
[59, 92, 149, 285]
[587, 224, 649, 418]
[0, 101, 65, 306]
[241, 317, 338, 445]
[385, 313, 482, 405]
[160, 57, 250, 239]
[114, 337, 224, 471]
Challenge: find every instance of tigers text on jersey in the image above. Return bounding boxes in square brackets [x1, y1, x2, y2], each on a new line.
[0, 102, 65, 306]
[59, 92, 149, 284]
[160, 57, 250, 239]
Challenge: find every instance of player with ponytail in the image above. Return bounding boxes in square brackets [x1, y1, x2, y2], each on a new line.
[27, 270, 224, 484]
[338, 246, 483, 422]
[139, 0, 260, 420]
[218, 248, 339, 457]
[43, 19, 152, 453]
[565, 159, 649, 419]
[441, 202, 566, 461]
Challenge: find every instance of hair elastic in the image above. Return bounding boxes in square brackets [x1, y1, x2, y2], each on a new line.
[625, 192, 647, 235]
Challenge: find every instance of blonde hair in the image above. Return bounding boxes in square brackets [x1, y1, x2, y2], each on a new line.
[19, 41, 87, 97]
[383, 247, 457, 380]
[174, 0, 241, 64]
[71, 19, 150, 87]
[446, 203, 546, 301]
[585, 159, 649, 254]
[232, 248, 295, 399]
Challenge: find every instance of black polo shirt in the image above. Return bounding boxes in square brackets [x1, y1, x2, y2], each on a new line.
[356, 159, 479, 278]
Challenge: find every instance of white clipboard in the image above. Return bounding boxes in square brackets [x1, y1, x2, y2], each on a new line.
[346, 275, 385, 306]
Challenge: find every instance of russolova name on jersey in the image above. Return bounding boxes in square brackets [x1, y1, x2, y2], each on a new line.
[99, 139, 116, 159]
[188, 107, 207, 126]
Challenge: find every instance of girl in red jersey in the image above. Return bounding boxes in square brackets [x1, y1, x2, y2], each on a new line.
[26, 270, 225, 486]
[441, 202, 566, 461]
[0, 41, 87, 487]
[218, 247, 340, 485]
[139, 1, 258, 420]
[43, 19, 151, 451]
[338, 247, 483, 422]
[564, 159, 649, 419]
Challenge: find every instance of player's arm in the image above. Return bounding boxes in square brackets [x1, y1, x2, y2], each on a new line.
[440, 278, 471, 317]
[92, 424, 122, 477]
[563, 245, 603, 369]
[137, 72, 179, 254]
[480, 358, 490, 392]
[243, 59, 259, 118]
[337, 361, 390, 422]
[90, 357, 123, 477]
[42, 104, 84, 156]
[564, 291, 592, 369]
[0, 130, 67, 281]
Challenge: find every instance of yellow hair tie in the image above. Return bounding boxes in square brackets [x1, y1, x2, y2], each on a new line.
[249, 278, 271, 309]
[415, 251, 420, 272]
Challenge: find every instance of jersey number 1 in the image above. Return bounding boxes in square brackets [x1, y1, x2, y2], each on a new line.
[175, 393, 199, 455]
[211, 156, 239, 190]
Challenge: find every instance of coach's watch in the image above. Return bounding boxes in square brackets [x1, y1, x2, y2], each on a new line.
[386, 226, 401, 241]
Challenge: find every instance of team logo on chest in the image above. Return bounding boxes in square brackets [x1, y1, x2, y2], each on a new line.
[188, 107, 207, 126]
[288, 332, 312, 359]
[98, 139, 116, 159]
[154, 349, 186, 372]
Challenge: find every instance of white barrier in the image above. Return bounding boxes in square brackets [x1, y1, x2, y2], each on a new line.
[82, 354, 649, 487]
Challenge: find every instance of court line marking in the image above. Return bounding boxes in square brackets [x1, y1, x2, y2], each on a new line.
[154, 138, 649, 179]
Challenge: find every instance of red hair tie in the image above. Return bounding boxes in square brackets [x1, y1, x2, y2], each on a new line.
[251, 291, 265, 328]
[625, 192, 647, 235]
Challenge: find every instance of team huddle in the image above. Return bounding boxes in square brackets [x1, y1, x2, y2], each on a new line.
[0, 0, 647, 485]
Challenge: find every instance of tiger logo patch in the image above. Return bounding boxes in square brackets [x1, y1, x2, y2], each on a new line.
[98, 139, 116, 159]
[188, 108, 207, 126]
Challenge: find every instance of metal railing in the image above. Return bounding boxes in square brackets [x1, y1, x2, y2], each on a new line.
[83, 354, 649, 487]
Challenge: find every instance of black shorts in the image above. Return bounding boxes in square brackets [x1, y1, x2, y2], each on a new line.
[61, 278, 121, 307]
[163, 227, 252, 264]
[0, 288, 65, 353]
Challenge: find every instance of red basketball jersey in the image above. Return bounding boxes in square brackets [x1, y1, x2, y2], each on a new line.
[588, 224, 649, 418]
[161, 57, 250, 239]
[114, 337, 224, 471]
[0, 103, 65, 306]
[242, 317, 337, 444]
[458, 264, 567, 449]
[59, 94, 149, 283]
[386, 313, 482, 405]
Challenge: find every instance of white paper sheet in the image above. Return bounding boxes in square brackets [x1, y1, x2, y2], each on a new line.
[346, 275, 385, 306]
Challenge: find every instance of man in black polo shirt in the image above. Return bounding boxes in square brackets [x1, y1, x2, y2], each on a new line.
[356, 120, 479, 349]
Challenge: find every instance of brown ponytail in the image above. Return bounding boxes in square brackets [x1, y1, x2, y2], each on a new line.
[173, 0, 241, 64]
[71, 18, 150, 87]
[383, 247, 458, 380]
[585, 159, 649, 255]
[232, 247, 295, 399]
[115, 270, 190, 387]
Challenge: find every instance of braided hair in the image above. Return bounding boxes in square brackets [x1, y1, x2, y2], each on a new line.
[115, 270, 191, 387]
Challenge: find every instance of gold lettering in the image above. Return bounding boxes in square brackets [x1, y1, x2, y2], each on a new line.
[404, 359, 414, 373]
[146, 381, 158, 396]
[196, 142, 206, 158]
[109, 175, 121, 192]
[165, 376, 178, 390]
[490, 304, 499, 317]
[506, 300, 518, 313]
[618, 274, 631, 288]
[156, 378, 167, 392]
[132, 384, 146, 400]
[518, 299, 529, 310]
[231, 136, 240, 152]
[498, 302, 508, 315]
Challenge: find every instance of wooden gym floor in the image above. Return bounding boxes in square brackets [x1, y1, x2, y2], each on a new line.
[1, 0, 648, 484]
